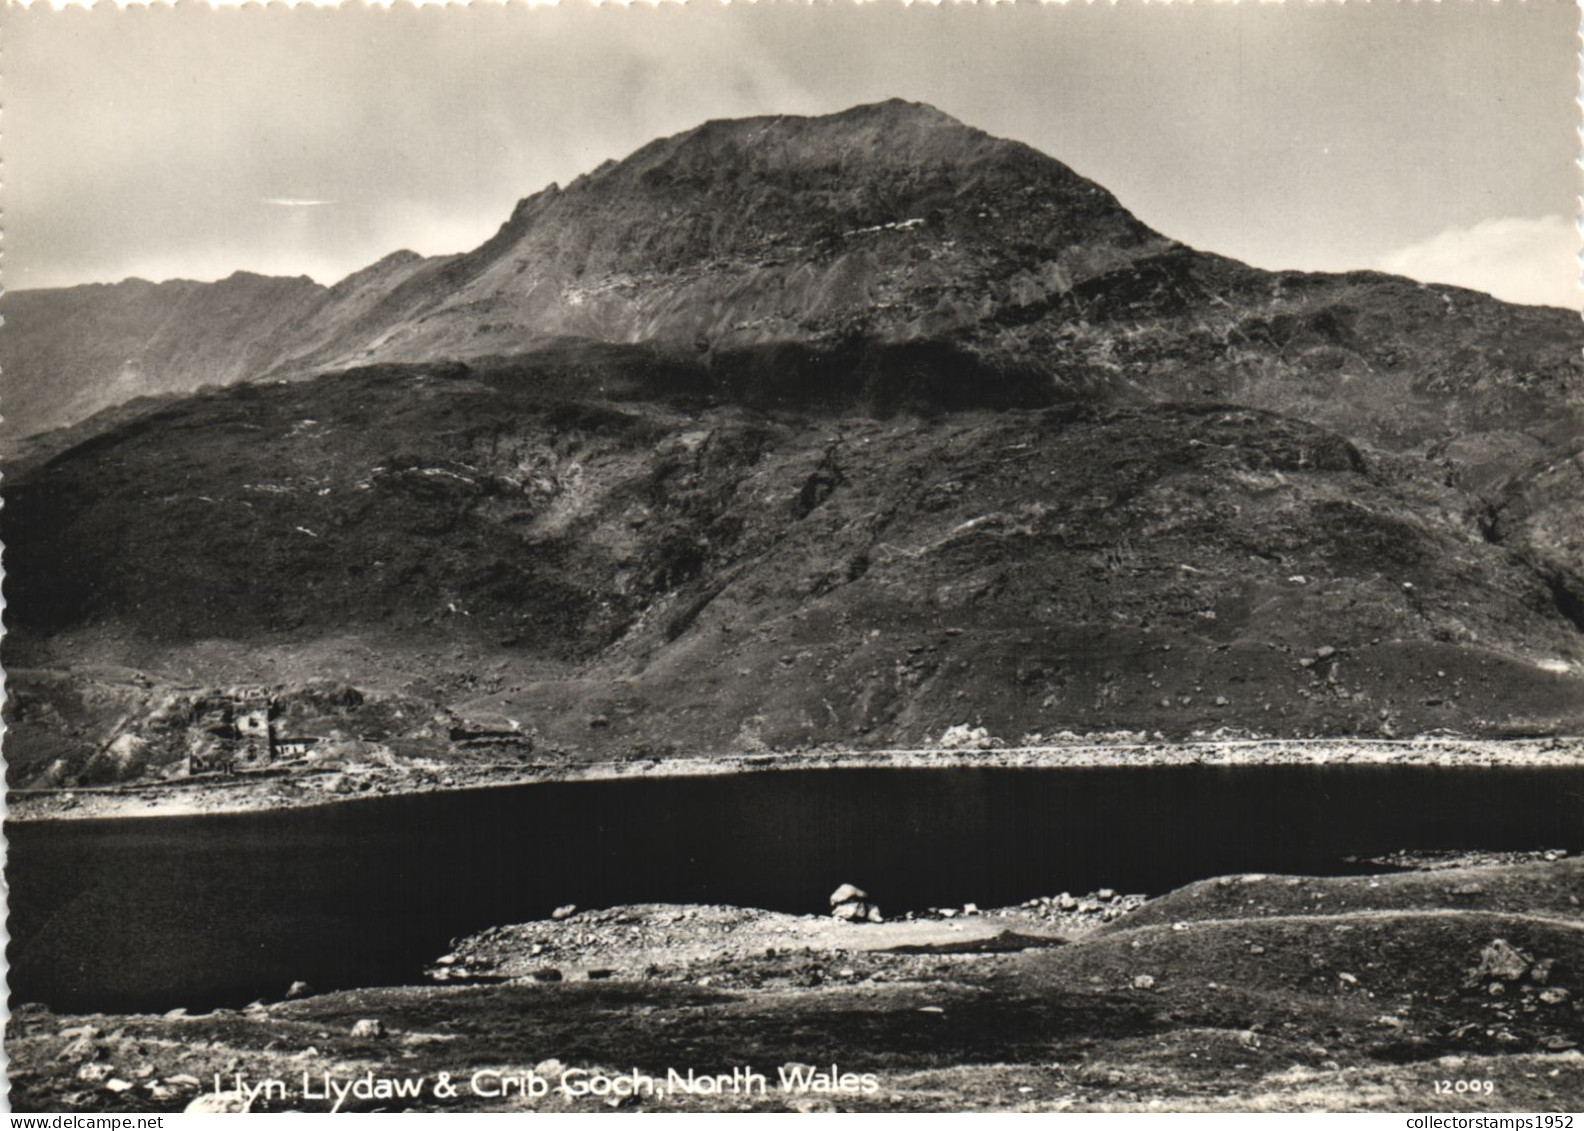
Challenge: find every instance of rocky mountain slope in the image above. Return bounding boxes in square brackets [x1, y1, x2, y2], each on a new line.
[4, 101, 1582, 788]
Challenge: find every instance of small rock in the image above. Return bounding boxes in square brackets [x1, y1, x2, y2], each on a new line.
[1057, 895, 1078, 912]
[162, 1008, 188, 1020]
[1131, 975, 1156, 990]
[76, 1063, 113, 1083]
[186, 1092, 253, 1114]
[1097, 889, 1116, 901]
[551, 904, 578, 921]
[1339, 972, 1359, 987]
[1316, 646, 1337, 660]
[829, 883, 868, 907]
[104, 1079, 134, 1094]
[58, 1026, 101, 1040]
[59, 1037, 99, 1063]
[1249, 945, 1266, 955]
[285, 980, 314, 1000]
[350, 1018, 385, 1038]
[167, 1074, 202, 1088]
[792, 1097, 837, 1114]
[1467, 939, 1531, 986]
[1539, 988, 1570, 1005]
[962, 903, 979, 916]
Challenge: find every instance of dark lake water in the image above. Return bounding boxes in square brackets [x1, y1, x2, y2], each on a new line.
[8, 765, 1583, 1013]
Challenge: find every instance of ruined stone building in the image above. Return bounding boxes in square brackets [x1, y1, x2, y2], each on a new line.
[186, 689, 320, 774]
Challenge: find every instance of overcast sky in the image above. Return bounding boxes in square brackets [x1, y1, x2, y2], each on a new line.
[6, 1, 1580, 308]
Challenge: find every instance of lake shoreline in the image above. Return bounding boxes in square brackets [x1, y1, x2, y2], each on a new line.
[9, 735, 1583, 823]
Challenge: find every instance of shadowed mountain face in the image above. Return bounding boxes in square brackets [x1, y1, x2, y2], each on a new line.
[4, 101, 1582, 775]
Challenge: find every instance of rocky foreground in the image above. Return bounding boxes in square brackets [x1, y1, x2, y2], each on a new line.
[9, 856, 1581, 1113]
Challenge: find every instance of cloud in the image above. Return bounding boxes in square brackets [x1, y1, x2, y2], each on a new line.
[261, 197, 337, 208]
[1376, 214, 1582, 311]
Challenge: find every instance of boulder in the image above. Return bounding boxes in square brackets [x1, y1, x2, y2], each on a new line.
[551, 904, 578, 921]
[829, 883, 867, 907]
[349, 1018, 384, 1039]
[832, 900, 883, 923]
[285, 980, 314, 1000]
[1466, 938, 1530, 987]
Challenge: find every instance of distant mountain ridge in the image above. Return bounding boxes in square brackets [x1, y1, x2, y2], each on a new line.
[8, 100, 1582, 449]
[4, 100, 1163, 437]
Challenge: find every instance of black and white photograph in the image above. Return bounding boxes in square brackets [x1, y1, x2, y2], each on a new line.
[2, 0, 1582, 1115]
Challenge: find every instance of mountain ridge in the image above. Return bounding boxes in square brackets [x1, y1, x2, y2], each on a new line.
[4, 100, 1582, 789]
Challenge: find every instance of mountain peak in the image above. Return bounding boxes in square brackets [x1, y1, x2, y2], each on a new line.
[833, 97, 966, 122]
[273, 100, 1170, 378]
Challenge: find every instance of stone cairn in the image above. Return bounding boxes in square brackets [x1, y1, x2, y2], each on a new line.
[829, 882, 883, 923]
